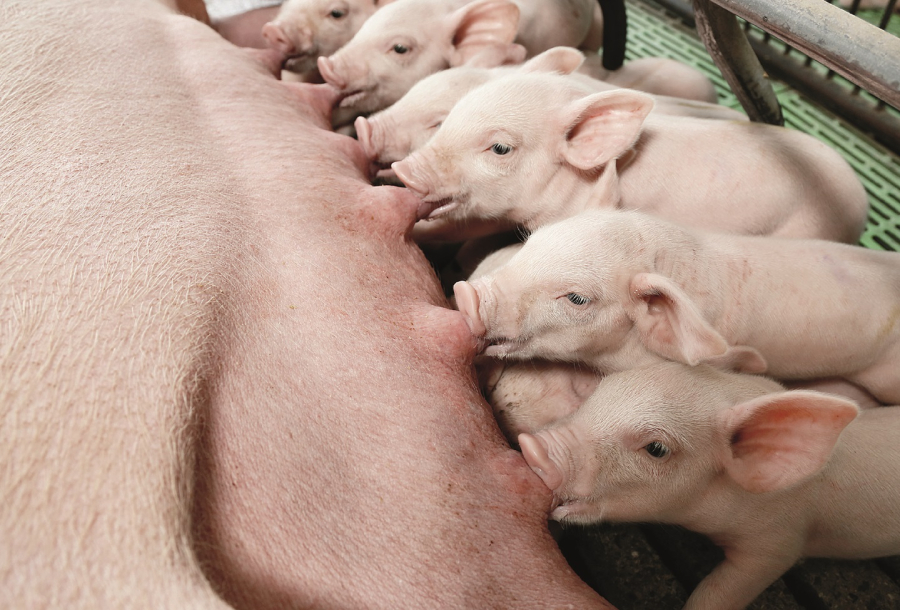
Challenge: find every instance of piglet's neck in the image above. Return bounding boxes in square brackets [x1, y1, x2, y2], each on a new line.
[653, 231, 747, 345]
[524, 162, 621, 230]
[675, 471, 801, 546]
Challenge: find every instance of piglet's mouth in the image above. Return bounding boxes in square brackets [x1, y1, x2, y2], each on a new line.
[283, 53, 317, 73]
[549, 496, 587, 522]
[550, 501, 574, 522]
[338, 88, 370, 108]
[417, 197, 458, 221]
[483, 338, 518, 357]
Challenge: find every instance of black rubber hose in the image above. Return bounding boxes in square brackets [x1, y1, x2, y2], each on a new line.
[598, 0, 627, 70]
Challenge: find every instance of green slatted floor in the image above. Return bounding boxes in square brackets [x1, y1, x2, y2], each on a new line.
[624, 0, 900, 251]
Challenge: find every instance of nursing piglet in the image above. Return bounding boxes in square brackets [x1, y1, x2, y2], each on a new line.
[357, 47, 743, 170]
[453, 209, 900, 404]
[262, 0, 392, 76]
[466, 244, 602, 443]
[317, 0, 602, 116]
[394, 72, 868, 243]
[518, 361, 900, 610]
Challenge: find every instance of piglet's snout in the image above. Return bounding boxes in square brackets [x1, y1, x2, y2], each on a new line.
[317, 55, 346, 90]
[392, 157, 430, 198]
[519, 432, 564, 492]
[355, 117, 378, 160]
[262, 22, 296, 55]
[453, 281, 486, 338]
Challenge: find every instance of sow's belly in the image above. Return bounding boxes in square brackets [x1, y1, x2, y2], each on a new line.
[2, 0, 614, 607]
[156, 7, 614, 610]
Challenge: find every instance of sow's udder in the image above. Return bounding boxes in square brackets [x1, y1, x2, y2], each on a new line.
[3, 2, 615, 609]
[178, 21, 611, 610]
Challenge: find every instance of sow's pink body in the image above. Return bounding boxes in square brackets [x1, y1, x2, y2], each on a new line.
[0, 1, 612, 608]
[519, 362, 900, 610]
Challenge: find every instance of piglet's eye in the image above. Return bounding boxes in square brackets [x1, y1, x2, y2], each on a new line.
[566, 293, 589, 305]
[644, 441, 670, 459]
[392, 44, 409, 54]
[490, 143, 512, 155]
[329, 9, 345, 18]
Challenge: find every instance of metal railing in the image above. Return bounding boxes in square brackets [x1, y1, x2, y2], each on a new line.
[640, 0, 900, 155]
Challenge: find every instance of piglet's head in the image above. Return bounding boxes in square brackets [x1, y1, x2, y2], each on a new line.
[356, 64, 503, 168]
[392, 147, 463, 220]
[392, 73, 656, 231]
[383, 42, 577, 156]
[519, 363, 859, 525]
[318, 0, 520, 116]
[262, 0, 378, 74]
[457, 209, 769, 374]
[454, 214, 643, 365]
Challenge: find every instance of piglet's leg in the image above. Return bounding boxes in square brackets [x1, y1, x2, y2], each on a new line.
[684, 548, 799, 610]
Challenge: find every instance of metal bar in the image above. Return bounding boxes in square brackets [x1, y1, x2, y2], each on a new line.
[643, 0, 899, 152]
[749, 36, 900, 156]
[651, 0, 695, 21]
[878, 0, 898, 29]
[692, 0, 784, 124]
[707, 0, 900, 107]
[598, 0, 628, 70]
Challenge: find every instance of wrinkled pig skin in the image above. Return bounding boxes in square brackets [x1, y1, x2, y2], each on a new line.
[478, 358, 601, 446]
[519, 362, 900, 610]
[317, 0, 602, 117]
[454, 210, 900, 405]
[357, 47, 744, 174]
[393, 72, 868, 244]
[0, 2, 613, 609]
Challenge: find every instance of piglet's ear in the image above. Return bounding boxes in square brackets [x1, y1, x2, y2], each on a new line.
[520, 47, 585, 75]
[449, 0, 520, 67]
[700, 345, 768, 375]
[463, 42, 527, 68]
[627, 272, 729, 366]
[720, 391, 858, 494]
[561, 89, 654, 170]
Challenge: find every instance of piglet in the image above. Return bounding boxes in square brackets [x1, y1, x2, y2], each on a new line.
[453, 209, 900, 404]
[580, 54, 719, 104]
[357, 47, 744, 172]
[317, 0, 602, 116]
[519, 361, 900, 610]
[262, 0, 392, 77]
[463, 244, 601, 442]
[393, 71, 868, 243]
